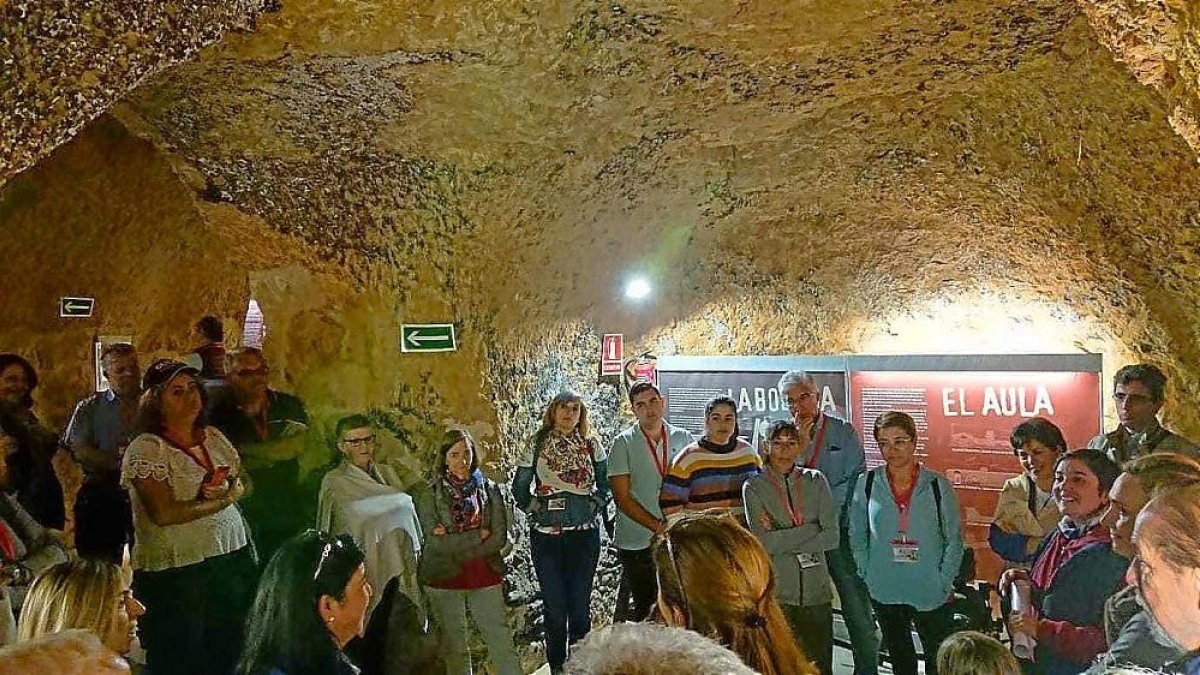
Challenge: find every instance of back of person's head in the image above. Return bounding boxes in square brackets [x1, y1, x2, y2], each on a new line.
[652, 513, 816, 675]
[565, 622, 755, 675]
[195, 315, 224, 343]
[0, 630, 130, 675]
[238, 530, 366, 675]
[1121, 453, 1200, 499]
[936, 630, 1020, 675]
[18, 560, 124, 648]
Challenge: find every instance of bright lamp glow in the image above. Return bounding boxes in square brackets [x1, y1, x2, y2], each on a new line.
[625, 277, 652, 300]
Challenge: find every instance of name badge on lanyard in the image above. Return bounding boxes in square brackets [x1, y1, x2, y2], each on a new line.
[888, 469, 920, 564]
[798, 553, 823, 569]
[891, 538, 920, 563]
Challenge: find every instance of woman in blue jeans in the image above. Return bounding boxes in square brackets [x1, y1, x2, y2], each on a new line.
[512, 391, 610, 675]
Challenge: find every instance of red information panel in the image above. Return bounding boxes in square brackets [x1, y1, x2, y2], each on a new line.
[850, 370, 1102, 582]
[601, 334, 624, 376]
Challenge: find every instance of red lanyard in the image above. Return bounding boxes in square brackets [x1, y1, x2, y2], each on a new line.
[766, 468, 803, 526]
[886, 466, 918, 535]
[804, 413, 828, 469]
[641, 424, 669, 478]
[163, 429, 215, 474]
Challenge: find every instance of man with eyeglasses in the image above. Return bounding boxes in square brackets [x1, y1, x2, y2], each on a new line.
[1088, 364, 1199, 465]
[607, 381, 695, 622]
[209, 347, 311, 564]
[318, 414, 421, 616]
[778, 370, 879, 675]
[63, 342, 141, 563]
[1128, 484, 1200, 675]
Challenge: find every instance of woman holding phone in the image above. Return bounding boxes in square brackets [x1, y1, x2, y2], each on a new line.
[121, 358, 257, 675]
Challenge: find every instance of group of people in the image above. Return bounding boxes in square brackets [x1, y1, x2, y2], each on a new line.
[1, 324, 1200, 675]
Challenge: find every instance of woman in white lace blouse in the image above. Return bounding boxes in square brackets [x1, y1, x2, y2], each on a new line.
[120, 359, 257, 675]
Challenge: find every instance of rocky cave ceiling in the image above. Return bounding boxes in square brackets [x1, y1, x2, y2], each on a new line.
[3, 0, 1200, 433]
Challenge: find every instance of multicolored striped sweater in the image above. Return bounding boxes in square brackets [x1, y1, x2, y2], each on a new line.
[658, 439, 762, 518]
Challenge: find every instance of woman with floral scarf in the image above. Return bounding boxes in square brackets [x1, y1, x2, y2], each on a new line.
[512, 391, 610, 675]
[415, 429, 520, 675]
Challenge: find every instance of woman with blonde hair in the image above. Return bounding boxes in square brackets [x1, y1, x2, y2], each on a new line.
[512, 391, 610, 674]
[935, 631, 1020, 675]
[652, 512, 817, 675]
[17, 558, 145, 657]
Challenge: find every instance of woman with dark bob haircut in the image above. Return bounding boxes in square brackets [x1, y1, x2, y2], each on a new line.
[238, 530, 373, 675]
[1000, 448, 1127, 675]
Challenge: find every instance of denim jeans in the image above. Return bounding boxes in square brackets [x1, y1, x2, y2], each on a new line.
[531, 528, 600, 672]
[827, 535, 881, 675]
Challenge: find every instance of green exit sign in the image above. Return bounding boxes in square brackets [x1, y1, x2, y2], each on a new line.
[401, 323, 457, 353]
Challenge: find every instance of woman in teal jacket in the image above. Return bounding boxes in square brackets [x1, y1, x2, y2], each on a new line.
[848, 411, 964, 675]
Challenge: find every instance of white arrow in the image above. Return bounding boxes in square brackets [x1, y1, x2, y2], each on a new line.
[65, 301, 90, 313]
[406, 330, 446, 348]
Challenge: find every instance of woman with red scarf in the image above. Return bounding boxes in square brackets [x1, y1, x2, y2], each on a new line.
[1000, 448, 1128, 675]
[416, 429, 520, 675]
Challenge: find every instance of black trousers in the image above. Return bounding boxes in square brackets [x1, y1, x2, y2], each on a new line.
[133, 546, 257, 675]
[873, 599, 956, 675]
[616, 547, 658, 622]
[74, 477, 133, 564]
[783, 602, 834, 675]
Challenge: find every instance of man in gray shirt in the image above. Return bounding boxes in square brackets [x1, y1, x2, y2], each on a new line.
[607, 382, 695, 621]
[63, 343, 141, 562]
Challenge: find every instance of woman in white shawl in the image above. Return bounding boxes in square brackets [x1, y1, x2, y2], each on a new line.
[317, 414, 422, 614]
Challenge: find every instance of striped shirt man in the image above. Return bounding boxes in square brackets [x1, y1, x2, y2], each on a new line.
[659, 439, 762, 519]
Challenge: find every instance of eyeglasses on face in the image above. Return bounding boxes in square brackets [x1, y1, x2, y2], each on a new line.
[340, 435, 375, 447]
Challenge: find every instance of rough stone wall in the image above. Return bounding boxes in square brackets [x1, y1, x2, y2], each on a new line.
[0, 0, 271, 182]
[1077, 0, 1200, 156]
[5, 0, 1200, 665]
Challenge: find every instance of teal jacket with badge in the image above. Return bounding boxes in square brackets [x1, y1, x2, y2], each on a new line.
[848, 465, 964, 611]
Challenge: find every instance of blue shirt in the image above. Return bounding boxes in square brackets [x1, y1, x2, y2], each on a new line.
[63, 389, 138, 478]
[803, 414, 867, 524]
[607, 422, 694, 550]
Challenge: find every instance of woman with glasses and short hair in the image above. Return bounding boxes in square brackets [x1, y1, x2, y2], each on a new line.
[417, 429, 520, 675]
[238, 530, 372, 675]
[318, 414, 422, 617]
[120, 358, 256, 675]
[652, 512, 817, 675]
[848, 411, 964, 675]
[999, 448, 1127, 675]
